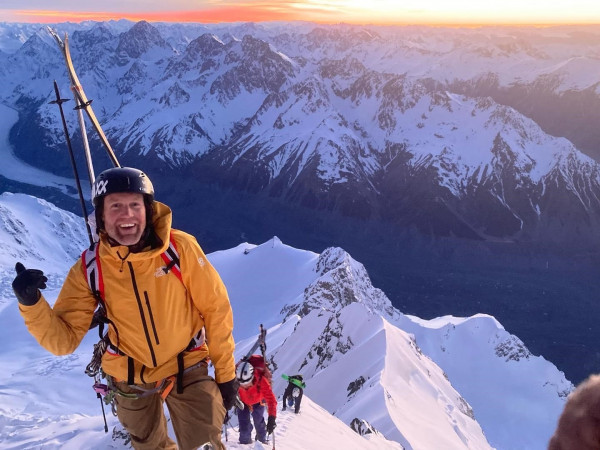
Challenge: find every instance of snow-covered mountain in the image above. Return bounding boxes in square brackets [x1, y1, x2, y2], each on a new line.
[1, 21, 600, 246]
[1, 19, 599, 389]
[0, 193, 572, 449]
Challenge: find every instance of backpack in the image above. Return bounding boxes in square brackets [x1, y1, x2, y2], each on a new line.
[246, 354, 272, 384]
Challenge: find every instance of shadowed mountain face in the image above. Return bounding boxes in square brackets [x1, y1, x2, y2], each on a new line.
[153, 169, 600, 385]
[2, 21, 600, 383]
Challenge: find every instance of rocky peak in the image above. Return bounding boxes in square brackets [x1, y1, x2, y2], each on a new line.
[116, 20, 172, 59]
[186, 33, 225, 58]
[159, 82, 190, 107]
[14, 33, 48, 59]
[289, 247, 402, 322]
[72, 23, 115, 47]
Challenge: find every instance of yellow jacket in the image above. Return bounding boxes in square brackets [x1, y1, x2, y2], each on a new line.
[19, 201, 236, 384]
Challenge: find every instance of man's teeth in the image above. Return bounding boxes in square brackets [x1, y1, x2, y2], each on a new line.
[119, 224, 135, 228]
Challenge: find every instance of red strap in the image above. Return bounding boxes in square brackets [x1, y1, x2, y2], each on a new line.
[95, 244, 104, 300]
[160, 231, 183, 283]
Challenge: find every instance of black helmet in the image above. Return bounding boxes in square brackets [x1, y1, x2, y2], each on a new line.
[92, 167, 154, 207]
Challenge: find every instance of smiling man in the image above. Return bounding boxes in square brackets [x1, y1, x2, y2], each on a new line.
[102, 192, 146, 245]
[12, 167, 238, 450]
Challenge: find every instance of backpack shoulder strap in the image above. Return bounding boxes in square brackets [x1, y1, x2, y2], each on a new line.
[82, 232, 184, 294]
[81, 242, 114, 340]
[160, 231, 183, 284]
[82, 242, 104, 302]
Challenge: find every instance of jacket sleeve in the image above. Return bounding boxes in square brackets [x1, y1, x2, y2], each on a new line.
[19, 259, 97, 355]
[261, 377, 278, 417]
[177, 232, 236, 384]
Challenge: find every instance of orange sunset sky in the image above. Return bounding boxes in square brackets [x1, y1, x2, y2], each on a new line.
[1, 1, 600, 26]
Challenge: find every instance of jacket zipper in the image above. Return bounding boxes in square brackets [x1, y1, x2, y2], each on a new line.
[128, 262, 158, 367]
[144, 291, 160, 345]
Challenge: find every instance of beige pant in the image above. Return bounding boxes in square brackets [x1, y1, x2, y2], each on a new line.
[114, 363, 226, 450]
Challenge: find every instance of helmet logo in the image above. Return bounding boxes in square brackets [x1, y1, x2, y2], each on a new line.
[92, 180, 108, 198]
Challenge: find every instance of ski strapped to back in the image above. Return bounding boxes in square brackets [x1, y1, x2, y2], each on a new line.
[281, 374, 306, 389]
[47, 27, 120, 171]
[244, 323, 267, 360]
[47, 27, 121, 239]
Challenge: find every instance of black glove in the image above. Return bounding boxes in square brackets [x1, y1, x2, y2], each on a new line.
[267, 415, 276, 434]
[217, 378, 240, 410]
[12, 262, 47, 306]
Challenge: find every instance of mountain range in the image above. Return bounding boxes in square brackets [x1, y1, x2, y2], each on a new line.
[0, 20, 599, 384]
[3, 21, 600, 245]
[0, 192, 571, 449]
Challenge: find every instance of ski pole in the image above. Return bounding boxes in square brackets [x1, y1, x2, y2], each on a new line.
[49, 80, 94, 245]
[271, 430, 275, 450]
[97, 391, 108, 433]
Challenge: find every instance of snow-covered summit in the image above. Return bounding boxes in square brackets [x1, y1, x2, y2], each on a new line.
[288, 245, 403, 322]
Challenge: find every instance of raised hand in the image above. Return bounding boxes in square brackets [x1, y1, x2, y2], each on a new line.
[12, 262, 47, 306]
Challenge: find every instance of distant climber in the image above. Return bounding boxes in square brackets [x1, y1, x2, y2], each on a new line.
[282, 374, 306, 414]
[236, 356, 277, 444]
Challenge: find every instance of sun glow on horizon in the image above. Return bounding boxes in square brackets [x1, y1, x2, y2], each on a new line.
[290, 0, 600, 25]
[2, 1, 600, 26]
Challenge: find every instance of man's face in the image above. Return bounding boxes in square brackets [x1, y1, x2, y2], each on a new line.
[102, 192, 146, 246]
